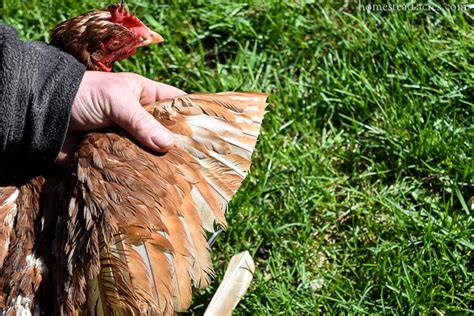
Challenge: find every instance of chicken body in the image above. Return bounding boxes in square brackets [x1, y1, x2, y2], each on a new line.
[0, 3, 267, 315]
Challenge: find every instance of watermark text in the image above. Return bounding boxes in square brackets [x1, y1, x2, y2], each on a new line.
[359, 3, 473, 12]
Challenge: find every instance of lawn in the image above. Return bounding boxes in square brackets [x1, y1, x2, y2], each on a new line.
[2, 0, 473, 314]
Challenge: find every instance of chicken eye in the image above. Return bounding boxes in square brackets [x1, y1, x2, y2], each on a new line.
[108, 41, 123, 50]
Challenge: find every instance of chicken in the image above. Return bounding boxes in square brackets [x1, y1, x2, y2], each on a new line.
[51, 2, 164, 72]
[0, 2, 267, 315]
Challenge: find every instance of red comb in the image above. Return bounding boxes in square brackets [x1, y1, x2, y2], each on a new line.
[108, 3, 145, 28]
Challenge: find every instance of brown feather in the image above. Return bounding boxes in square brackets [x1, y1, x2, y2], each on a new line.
[0, 92, 267, 315]
[0, 177, 46, 314]
[0, 187, 18, 269]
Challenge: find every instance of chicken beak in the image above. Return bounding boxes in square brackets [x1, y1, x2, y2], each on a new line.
[140, 30, 164, 46]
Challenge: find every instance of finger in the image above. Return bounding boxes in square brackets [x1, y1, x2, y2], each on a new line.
[140, 80, 186, 105]
[110, 99, 175, 152]
[56, 132, 82, 167]
[154, 82, 187, 100]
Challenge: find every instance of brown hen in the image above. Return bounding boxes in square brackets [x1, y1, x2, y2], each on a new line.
[0, 2, 267, 315]
[51, 2, 163, 72]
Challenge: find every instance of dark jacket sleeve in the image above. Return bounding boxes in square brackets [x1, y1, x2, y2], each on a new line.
[0, 23, 86, 172]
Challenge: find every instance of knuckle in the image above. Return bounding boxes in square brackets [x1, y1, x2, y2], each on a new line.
[130, 111, 153, 137]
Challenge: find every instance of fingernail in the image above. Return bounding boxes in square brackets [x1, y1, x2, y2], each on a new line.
[151, 129, 174, 149]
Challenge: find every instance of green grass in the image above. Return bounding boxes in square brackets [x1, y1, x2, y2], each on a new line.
[2, 0, 473, 314]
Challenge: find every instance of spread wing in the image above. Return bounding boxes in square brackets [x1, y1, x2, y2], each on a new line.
[49, 92, 268, 314]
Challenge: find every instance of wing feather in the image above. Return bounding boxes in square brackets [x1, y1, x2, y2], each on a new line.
[8, 92, 267, 314]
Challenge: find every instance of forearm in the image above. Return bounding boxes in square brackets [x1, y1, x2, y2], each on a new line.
[0, 23, 85, 171]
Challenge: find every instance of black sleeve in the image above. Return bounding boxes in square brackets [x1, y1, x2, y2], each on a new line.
[0, 23, 86, 172]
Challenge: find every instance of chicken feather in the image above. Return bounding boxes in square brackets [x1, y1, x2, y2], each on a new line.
[0, 92, 267, 314]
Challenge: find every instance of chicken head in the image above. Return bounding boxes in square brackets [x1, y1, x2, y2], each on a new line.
[51, 2, 163, 72]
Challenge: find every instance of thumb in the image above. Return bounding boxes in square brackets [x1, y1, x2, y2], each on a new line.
[111, 100, 175, 152]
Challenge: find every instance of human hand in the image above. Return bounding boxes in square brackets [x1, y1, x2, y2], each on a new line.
[57, 71, 185, 165]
